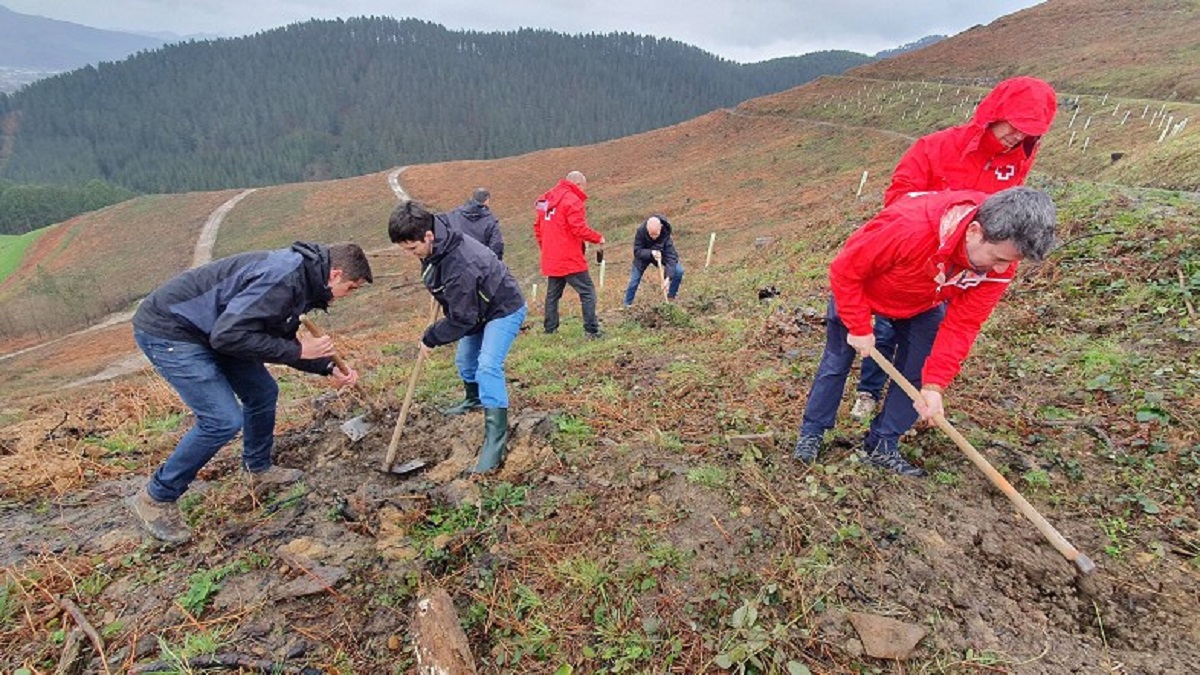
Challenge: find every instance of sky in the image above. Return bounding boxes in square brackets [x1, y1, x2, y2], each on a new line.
[5, 0, 1046, 63]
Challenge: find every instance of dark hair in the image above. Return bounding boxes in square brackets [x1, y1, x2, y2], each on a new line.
[976, 187, 1057, 262]
[388, 200, 435, 244]
[328, 242, 373, 283]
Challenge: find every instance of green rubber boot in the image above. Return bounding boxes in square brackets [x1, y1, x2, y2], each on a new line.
[442, 381, 482, 415]
[470, 408, 509, 473]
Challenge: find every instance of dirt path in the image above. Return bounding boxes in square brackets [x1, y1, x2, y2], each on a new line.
[388, 165, 410, 202]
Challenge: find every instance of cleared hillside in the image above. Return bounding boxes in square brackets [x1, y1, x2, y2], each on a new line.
[852, 0, 1200, 102]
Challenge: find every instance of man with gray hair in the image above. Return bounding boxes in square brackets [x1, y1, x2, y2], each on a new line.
[792, 187, 1056, 476]
[444, 187, 504, 259]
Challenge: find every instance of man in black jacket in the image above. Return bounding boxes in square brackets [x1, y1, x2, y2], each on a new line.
[389, 201, 526, 473]
[623, 214, 684, 307]
[128, 241, 372, 543]
[443, 187, 504, 260]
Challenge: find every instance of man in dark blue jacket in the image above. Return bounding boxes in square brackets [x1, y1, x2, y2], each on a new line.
[129, 241, 372, 543]
[623, 214, 684, 306]
[443, 187, 504, 260]
[389, 201, 526, 473]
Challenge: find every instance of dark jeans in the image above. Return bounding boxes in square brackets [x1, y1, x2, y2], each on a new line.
[544, 271, 599, 335]
[455, 305, 527, 408]
[856, 317, 897, 399]
[135, 329, 279, 502]
[799, 298, 945, 447]
[623, 260, 685, 305]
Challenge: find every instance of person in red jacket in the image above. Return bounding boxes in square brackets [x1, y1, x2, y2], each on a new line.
[534, 171, 606, 338]
[793, 187, 1056, 476]
[852, 76, 1058, 422]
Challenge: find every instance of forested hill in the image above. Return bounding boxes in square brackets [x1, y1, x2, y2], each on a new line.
[0, 17, 873, 194]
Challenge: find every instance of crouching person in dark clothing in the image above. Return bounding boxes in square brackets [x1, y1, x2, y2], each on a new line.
[623, 214, 684, 306]
[388, 201, 527, 473]
[129, 241, 372, 543]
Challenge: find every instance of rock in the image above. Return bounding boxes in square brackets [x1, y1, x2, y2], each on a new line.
[847, 612, 927, 660]
[273, 565, 347, 600]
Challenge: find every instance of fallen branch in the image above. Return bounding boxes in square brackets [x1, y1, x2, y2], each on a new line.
[133, 653, 320, 674]
[1178, 267, 1196, 318]
[59, 597, 109, 675]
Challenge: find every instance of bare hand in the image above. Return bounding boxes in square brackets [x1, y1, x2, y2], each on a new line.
[330, 365, 359, 388]
[418, 341, 434, 359]
[661, 277, 670, 292]
[651, 250, 662, 262]
[299, 334, 335, 359]
[846, 332, 875, 357]
[914, 388, 944, 422]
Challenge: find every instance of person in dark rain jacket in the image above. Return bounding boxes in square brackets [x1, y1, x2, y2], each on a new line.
[389, 200, 526, 473]
[444, 187, 505, 260]
[129, 241, 372, 543]
[623, 214, 684, 306]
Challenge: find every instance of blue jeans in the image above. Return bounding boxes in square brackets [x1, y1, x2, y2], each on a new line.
[135, 329, 279, 502]
[856, 317, 897, 399]
[544, 272, 598, 335]
[623, 261, 685, 305]
[799, 298, 945, 446]
[454, 305, 526, 408]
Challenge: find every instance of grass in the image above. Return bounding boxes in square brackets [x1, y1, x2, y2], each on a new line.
[0, 230, 44, 283]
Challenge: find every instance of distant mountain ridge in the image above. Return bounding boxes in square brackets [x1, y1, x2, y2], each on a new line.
[0, 17, 875, 195]
[0, 4, 164, 70]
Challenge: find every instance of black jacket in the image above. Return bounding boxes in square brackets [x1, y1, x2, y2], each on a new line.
[632, 215, 679, 270]
[422, 217, 524, 348]
[132, 241, 337, 375]
[444, 199, 504, 260]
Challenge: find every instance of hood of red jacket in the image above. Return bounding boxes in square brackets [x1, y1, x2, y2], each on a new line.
[972, 76, 1058, 136]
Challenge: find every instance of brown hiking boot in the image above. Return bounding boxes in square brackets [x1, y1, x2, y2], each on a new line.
[246, 465, 304, 490]
[127, 489, 192, 544]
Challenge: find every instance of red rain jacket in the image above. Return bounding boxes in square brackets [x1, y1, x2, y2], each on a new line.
[533, 179, 603, 277]
[884, 77, 1057, 206]
[830, 190, 1019, 388]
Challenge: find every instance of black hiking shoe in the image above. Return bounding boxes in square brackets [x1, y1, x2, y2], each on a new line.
[793, 435, 823, 464]
[861, 438, 926, 477]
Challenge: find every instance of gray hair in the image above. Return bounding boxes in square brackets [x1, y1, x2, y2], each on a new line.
[976, 187, 1057, 262]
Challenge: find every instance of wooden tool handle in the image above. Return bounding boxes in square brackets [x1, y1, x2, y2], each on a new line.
[866, 346, 1096, 575]
[299, 315, 349, 374]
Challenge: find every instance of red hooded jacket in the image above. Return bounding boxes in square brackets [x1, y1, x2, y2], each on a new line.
[884, 77, 1057, 206]
[533, 179, 604, 277]
[830, 190, 1018, 389]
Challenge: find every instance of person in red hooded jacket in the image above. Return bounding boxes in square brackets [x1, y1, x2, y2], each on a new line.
[793, 187, 1056, 476]
[534, 171, 606, 338]
[851, 76, 1058, 422]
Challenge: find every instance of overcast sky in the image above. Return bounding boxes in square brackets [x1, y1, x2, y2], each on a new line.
[7, 1, 1045, 63]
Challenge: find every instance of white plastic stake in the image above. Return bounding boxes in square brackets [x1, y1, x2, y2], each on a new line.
[1082, 136, 1090, 152]
[1068, 108, 1079, 128]
[599, 260, 606, 288]
[705, 232, 716, 269]
[856, 170, 869, 200]
[1083, 116, 1092, 131]
[1068, 130, 1077, 146]
[530, 283, 538, 307]
[1121, 111, 1131, 126]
